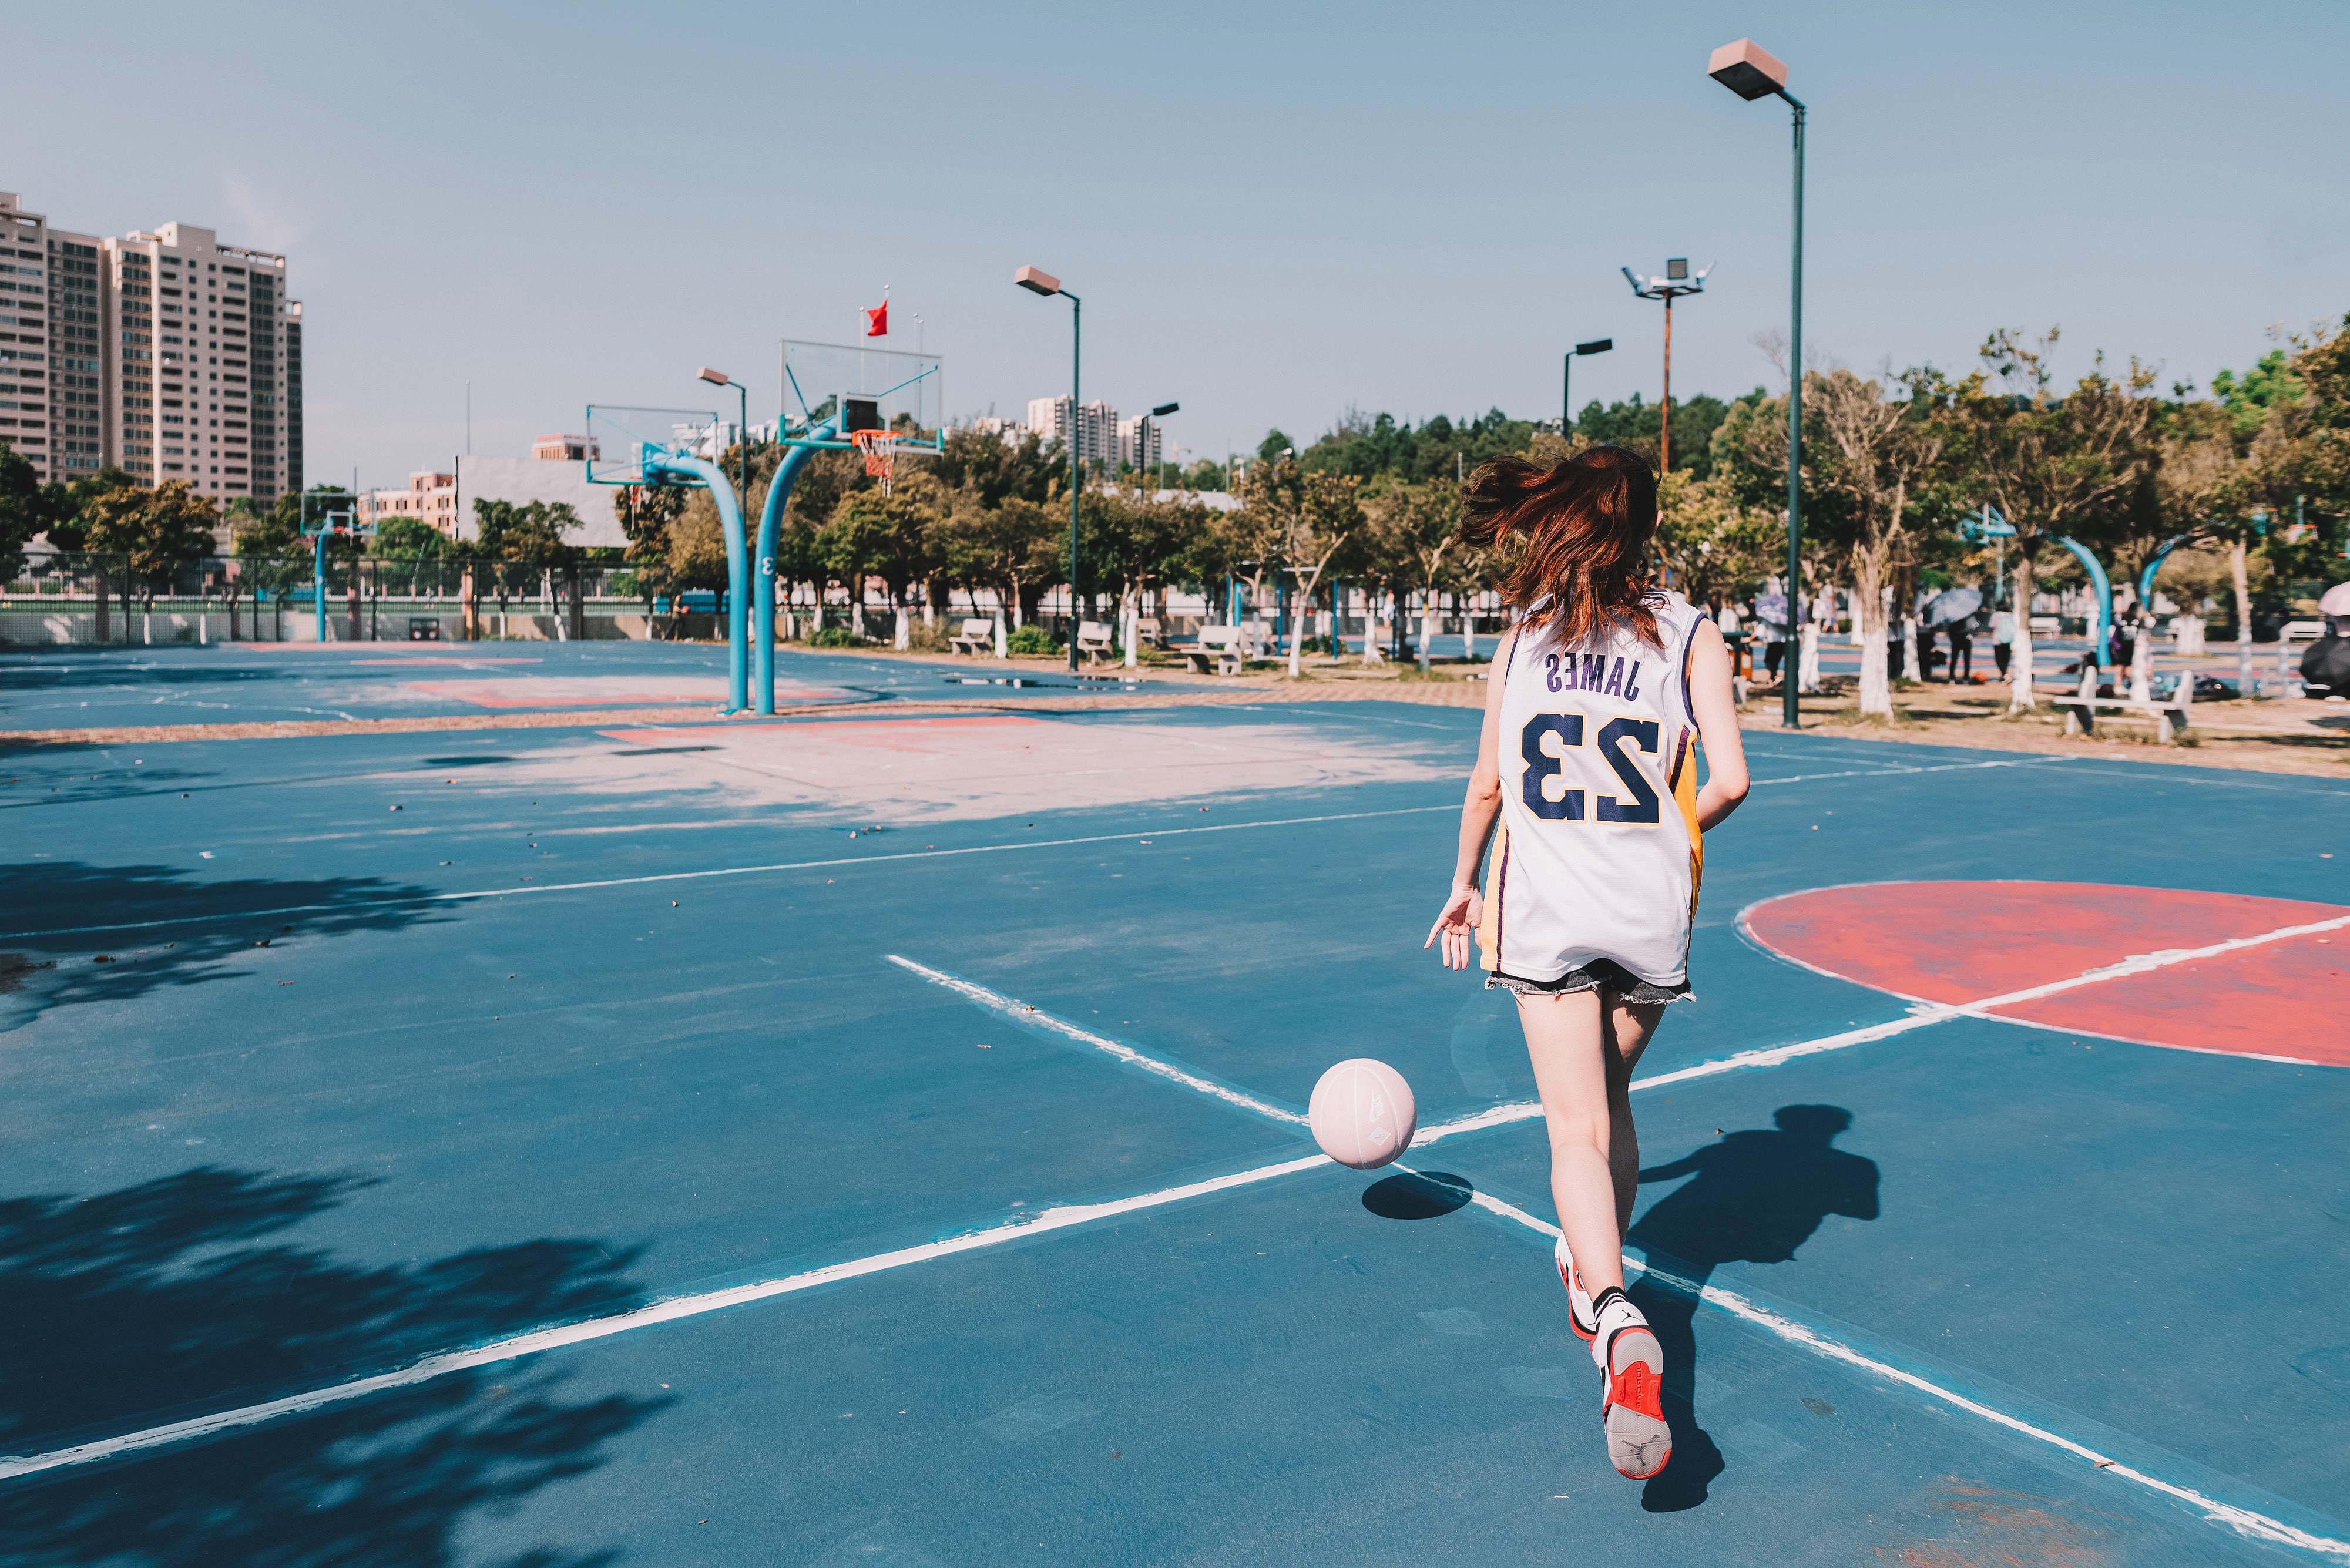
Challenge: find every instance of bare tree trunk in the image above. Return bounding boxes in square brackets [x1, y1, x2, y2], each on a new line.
[2229, 537, 2254, 695]
[1418, 586, 1433, 673]
[2009, 552, 2038, 710]
[1856, 553, 1893, 719]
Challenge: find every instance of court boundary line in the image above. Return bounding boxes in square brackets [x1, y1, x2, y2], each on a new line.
[0, 804, 1460, 942]
[885, 956, 1307, 1124]
[0, 1151, 1335, 1482]
[5, 746, 2093, 944]
[1405, 1171, 2350, 1561]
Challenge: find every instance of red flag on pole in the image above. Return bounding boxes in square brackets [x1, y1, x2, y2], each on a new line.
[864, 288, 889, 337]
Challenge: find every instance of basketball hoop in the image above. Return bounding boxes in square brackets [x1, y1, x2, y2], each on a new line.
[851, 429, 904, 494]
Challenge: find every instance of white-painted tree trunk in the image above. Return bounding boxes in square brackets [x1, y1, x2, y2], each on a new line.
[1898, 615, 1920, 682]
[2130, 622, 2153, 703]
[1858, 623, 1892, 718]
[1462, 597, 1474, 659]
[1362, 586, 1384, 664]
[2009, 555, 2038, 710]
[1418, 592, 1433, 673]
[894, 605, 909, 651]
[992, 608, 1008, 659]
[2230, 538, 2254, 696]
[851, 593, 865, 639]
[1123, 591, 1138, 669]
[1797, 621, 1821, 693]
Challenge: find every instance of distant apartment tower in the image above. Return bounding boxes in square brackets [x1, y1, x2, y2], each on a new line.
[532, 434, 596, 461]
[361, 469, 458, 535]
[0, 190, 304, 503]
[1025, 395, 1117, 466]
[1117, 415, 1164, 472]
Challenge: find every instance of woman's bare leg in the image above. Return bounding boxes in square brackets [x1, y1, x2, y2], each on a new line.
[1603, 996, 1666, 1234]
[1518, 989, 1626, 1293]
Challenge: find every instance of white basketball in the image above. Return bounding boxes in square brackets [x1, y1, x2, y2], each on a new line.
[1308, 1058, 1418, 1170]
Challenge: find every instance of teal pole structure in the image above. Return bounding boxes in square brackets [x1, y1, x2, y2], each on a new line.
[313, 526, 331, 645]
[1782, 93, 1806, 728]
[2136, 535, 2188, 616]
[1709, 39, 1806, 727]
[647, 453, 748, 713]
[1065, 290, 1082, 673]
[1013, 266, 1082, 670]
[751, 412, 844, 716]
[2051, 536, 2114, 669]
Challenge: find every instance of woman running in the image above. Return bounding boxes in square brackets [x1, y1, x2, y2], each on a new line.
[1424, 445, 1750, 1480]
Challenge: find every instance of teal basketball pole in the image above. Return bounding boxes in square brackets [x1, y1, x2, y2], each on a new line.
[312, 525, 332, 645]
[751, 411, 845, 716]
[641, 450, 749, 713]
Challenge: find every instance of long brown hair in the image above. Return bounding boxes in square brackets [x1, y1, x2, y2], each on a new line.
[1459, 444, 1660, 649]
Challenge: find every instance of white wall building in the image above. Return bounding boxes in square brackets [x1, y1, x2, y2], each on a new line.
[1117, 415, 1164, 472]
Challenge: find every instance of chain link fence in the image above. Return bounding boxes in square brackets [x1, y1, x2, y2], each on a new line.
[1, 553, 657, 646]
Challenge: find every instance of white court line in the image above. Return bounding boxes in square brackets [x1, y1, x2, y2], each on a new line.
[1746, 754, 2072, 788]
[1408, 905, 2350, 1145]
[0, 1150, 1333, 1483]
[1405, 1171, 2350, 1560]
[887, 956, 1307, 1124]
[0, 804, 1458, 942]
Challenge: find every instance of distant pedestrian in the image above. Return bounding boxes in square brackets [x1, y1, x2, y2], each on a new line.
[1992, 608, 2016, 680]
[1946, 619, 1973, 682]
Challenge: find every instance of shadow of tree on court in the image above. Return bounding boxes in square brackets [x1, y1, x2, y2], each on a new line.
[1625, 1105, 1881, 1513]
[0, 861, 447, 1026]
[0, 1165, 663, 1567]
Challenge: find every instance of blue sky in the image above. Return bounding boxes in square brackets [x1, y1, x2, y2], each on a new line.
[14, 0, 2348, 488]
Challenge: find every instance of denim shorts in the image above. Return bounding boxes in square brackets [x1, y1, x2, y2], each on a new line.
[1486, 957, 1691, 1006]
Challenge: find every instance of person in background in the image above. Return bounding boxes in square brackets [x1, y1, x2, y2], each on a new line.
[1947, 615, 1974, 683]
[1992, 606, 2016, 680]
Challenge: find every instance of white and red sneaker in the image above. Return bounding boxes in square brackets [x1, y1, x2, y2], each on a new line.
[1589, 1289, 1671, 1479]
[1553, 1236, 1599, 1342]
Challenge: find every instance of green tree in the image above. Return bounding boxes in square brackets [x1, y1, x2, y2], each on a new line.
[473, 499, 580, 608]
[1358, 478, 1463, 670]
[1965, 328, 2159, 709]
[1237, 457, 1365, 676]
[0, 440, 67, 583]
[80, 479, 219, 610]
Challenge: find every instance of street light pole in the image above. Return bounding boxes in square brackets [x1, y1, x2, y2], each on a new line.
[1563, 338, 1613, 437]
[1709, 36, 1806, 730]
[1013, 266, 1082, 671]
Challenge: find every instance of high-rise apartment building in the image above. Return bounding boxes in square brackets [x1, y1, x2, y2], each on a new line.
[0, 191, 304, 503]
[1116, 415, 1164, 473]
[1025, 395, 1117, 466]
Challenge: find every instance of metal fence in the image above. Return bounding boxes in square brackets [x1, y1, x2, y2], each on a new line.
[0, 552, 657, 646]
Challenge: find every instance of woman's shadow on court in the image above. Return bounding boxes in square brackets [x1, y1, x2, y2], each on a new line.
[1624, 1105, 1879, 1513]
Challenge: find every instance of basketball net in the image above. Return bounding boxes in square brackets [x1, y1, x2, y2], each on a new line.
[851, 429, 902, 495]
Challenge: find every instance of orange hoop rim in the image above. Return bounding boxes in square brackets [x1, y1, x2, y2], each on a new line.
[848, 429, 905, 450]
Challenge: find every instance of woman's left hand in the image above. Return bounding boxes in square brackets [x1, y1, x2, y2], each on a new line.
[1424, 882, 1483, 971]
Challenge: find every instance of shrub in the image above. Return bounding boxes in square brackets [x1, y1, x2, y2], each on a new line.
[810, 625, 869, 648]
[1005, 624, 1062, 656]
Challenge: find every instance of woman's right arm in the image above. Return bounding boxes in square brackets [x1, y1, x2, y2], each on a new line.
[1684, 619, 1750, 831]
[1425, 628, 1515, 970]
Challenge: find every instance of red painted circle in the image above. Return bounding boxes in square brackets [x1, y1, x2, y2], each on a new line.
[1741, 881, 2350, 1067]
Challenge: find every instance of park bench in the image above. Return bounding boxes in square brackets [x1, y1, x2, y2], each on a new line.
[1177, 624, 1249, 676]
[2030, 615, 2062, 638]
[2052, 662, 2193, 744]
[949, 616, 996, 657]
[1076, 620, 1117, 666]
[1134, 615, 1171, 650]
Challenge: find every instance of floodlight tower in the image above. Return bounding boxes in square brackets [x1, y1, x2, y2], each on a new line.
[1620, 260, 1711, 472]
[1709, 35, 1806, 730]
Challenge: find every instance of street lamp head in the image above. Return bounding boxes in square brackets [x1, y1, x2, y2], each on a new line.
[1621, 266, 1646, 294]
[1151, 401, 1180, 418]
[697, 367, 731, 387]
[1012, 265, 1062, 297]
[1695, 262, 1716, 282]
[1666, 258, 1689, 281]
[1575, 338, 1613, 357]
[1708, 38, 1788, 101]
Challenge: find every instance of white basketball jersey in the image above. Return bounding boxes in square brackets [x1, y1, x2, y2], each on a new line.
[1478, 593, 1707, 988]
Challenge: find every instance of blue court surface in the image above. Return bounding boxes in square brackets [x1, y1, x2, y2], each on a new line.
[1, 643, 2345, 1566]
